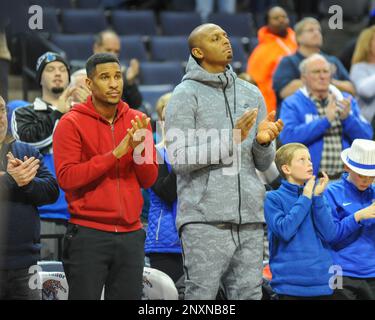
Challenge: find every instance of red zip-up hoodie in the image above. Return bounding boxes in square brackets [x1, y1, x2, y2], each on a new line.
[53, 97, 158, 232]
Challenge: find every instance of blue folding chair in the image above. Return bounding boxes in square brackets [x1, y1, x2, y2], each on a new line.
[160, 11, 202, 36]
[150, 36, 189, 62]
[111, 10, 157, 36]
[61, 9, 108, 34]
[140, 62, 184, 86]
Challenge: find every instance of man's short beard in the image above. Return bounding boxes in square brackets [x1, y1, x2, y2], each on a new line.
[51, 87, 64, 95]
[277, 28, 288, 38]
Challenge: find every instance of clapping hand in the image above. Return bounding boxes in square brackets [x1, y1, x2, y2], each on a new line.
[256, 111, 283, 145]
[233, 108, 258, 144]
[6, 152, 39, 187]
[127, 114, 151, 153]
[314, 172, 329, 196]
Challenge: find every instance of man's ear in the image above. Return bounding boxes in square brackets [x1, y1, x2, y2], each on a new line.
[85, 77, 92, 91]
[281, 164, 290, 176]
[191, 48, 203, 60]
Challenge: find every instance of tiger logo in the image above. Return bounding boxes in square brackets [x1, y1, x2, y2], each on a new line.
[42, 279, 67, 300]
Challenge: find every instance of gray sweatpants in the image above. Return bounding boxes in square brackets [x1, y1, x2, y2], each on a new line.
[180, 223, 264, 300]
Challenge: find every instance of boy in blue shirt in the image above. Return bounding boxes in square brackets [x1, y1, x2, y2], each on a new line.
[264, 142, 368, 299]
[325, 139, 375, 299]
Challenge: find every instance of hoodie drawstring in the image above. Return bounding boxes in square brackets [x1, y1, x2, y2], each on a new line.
[218, 75, 229, 118]
[230, 73, 237, 115]
[229, 224, 242, 250]
[219, 73, 243, 250]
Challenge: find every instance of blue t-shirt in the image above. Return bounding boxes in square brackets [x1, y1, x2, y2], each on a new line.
[273, 51, 350, 101]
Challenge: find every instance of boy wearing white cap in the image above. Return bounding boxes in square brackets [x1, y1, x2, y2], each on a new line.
[325, 139, 375, 300]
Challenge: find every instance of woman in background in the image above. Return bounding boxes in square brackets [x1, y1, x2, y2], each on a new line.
[144, 92, 183, 284]
[350, 26, 375, 129]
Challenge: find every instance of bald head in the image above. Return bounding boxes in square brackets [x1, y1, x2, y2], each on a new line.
[299, 54, 331, 75]
[94, 30, 121, 57]
[187, 23, 232, 73]
[188, 23, 218, 52]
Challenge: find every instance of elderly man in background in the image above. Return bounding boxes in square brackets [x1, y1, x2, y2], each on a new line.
[273, 17, 355, 114]
[279, 54, 372, 180]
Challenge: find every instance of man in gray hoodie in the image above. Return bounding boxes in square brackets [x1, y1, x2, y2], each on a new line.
[165, 23, 283, 300]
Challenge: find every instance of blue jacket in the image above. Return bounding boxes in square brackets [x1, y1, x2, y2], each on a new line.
[265, 180, 337, 297]
[0, 140, 59, 269]
[37, 153, 70, 220]
[325, 174, 375, 278]
[145, 148, 181, 254]
[273, 51, 350, 101]
[280, 90, 373, 175]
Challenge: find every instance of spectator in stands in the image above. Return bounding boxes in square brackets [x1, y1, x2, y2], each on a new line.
[325, 139, 375, 300]
[0, 95, 59, 300]
[195, 0, 236, 22]
[93, 30, 142, 109]
[53, 53, 158, 300]
[273, 17, 355, 114]
[145, 92, 183, 284]
[339, 9, 375, 72]
[350, 26, 375, 125]
[279, 54, 373, 180]
[0, 29, 10, 101]
[247, 6, 298, 113]
[165, 23, 283, 300]
[69, 69, 91, 105]
[265, 143, 336, 300]
[11, 52, 85, 261]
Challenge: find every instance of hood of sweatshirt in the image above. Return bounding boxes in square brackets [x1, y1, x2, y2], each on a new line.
[71, 96, 130, 122]
[182, 55, 237, 89]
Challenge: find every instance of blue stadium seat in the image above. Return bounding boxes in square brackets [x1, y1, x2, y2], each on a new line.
[140, 62, 184, 86]
[36, 0, 73, 9]
[76, 0, 103, 8]
[150, 36, 189, 62]
[160, 12, 202, 36]
[61, 9, 108, 34]
[230, 37, 249, 72]
[207, 13, 255, 38]
[139, 84, 174, 119]
[41, 8, 61, 34]
[50, 34, 94, 62]
[119, 36, 148, 62]
[111, 10, 157, 36]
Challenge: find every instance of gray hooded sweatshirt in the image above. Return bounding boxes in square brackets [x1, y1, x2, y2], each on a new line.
[165, 56, 275, 231]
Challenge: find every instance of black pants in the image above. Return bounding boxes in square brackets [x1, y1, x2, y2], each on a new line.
[333, 276, 375, 300]
[63, 224, 145, 300]
[148, 253, 184, 283]
[0, 267, 41, 300]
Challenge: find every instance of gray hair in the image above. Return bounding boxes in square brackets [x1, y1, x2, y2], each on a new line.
[70, 68, 87, 86]
[294, 17, 320, 39]
[299, 53, 332, 75]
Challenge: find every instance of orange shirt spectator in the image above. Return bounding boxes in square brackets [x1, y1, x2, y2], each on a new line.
[247, 7, 297, 113]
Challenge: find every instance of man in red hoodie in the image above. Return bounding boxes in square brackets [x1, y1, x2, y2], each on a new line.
[247, 6, 297, 114]
[53, 53, 158, 300]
